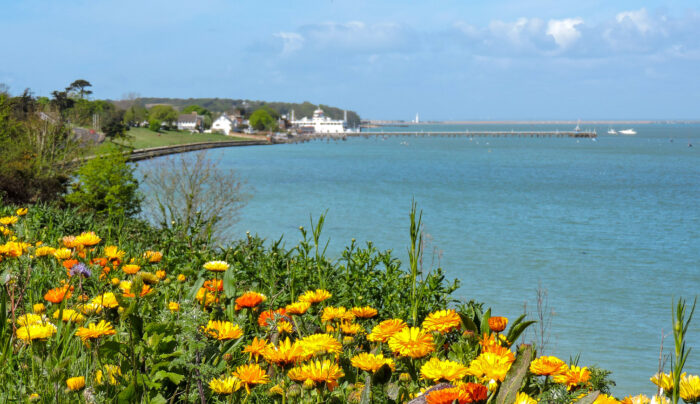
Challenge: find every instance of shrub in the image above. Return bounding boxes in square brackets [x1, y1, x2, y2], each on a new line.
[148, 118, 161, 132]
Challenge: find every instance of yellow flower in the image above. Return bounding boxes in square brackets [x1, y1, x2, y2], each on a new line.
[593, 394, 621, 404]
[299, 333, 343, 357]
[16, 208, 28, 216]
[209, 376, 241, 395]
[122, 264, 140, 275]
[286, 301, 312, 315]
[420, 357, 469, 382]
[203, 260, 229, 272]
[0, 216, 19, 226]
[202, 320, 243, 340]
[530, 356, 568, 376]
[0, 226, 12, 236]
[277, 320, 294, 334]
[156, 270, 166, 280]
[621, 395, 650, 404]
[110, 277, 120, 286]
[66, 376, 85, 391]
[651, 372, 680, 392]
[143, 250, 163, 263]
[467, 351, 515, 384]
[29, 393, 39, 401]
[53, 248, 72, 260]
[177, 274, 186, 282]
[388, 327, 435, 358]
[195, 287, 218, 306]
[288, 359, 345, 389]
[53, 309, 85, 323]
[516, 392, 538, 404]
[91, 292, 119, 309]
[232, 363, 269, 394]
[168, 301, 180, 312]
[16, 322, 57, 341]
[298, 289, 332, 304]
[104, 246, 125, 261]
[350, 352, 396, 373]
[17, 313, 43, 326]
[422, 309, 461, 334]
[75, 231, 101, 247]
[243, 337, 269, 362]
[95, 364, 121, 385]
[350, 306, 378, 318]
[263, 337, 307, 366]
[368, 318, 407, 342]
[680, 374, 700, 403]
[553, 365, 591, 389]
[340, 322, 364, 335]
[33, 303, 46, 314]
[75, 320, 116, 341]
[34, 246, 56, 257]
[62, 236, 78, 248]
[321, 306, 354, 323]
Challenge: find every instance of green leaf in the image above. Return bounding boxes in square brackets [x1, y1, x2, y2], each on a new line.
[494, 344, 533, 404]
[458, 312, 478, 333]
[153, 370, 185, 385]
[99, 340, 123, 360]
[223, 267, 237, 298]
[360, 374, 372, 404]
[188, 277, 205, 300]
[480, 308, 492, 335]
[117, 380, 137, 404]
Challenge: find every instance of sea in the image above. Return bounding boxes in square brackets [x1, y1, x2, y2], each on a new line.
[137, 123, 699, 396]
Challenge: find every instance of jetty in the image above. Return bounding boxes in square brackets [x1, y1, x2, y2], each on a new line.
[276, 129, 597, 143]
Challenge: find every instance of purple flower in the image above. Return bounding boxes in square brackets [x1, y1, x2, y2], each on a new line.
[70, 262, 92, 278]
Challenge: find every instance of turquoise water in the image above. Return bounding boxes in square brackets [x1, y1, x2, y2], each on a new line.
[138, 124, 699, 396]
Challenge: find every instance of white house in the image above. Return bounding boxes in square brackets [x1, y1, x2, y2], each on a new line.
[177, 113, 204, 132]
[211, 113, 237, 135]
[290, 108, 347, 134]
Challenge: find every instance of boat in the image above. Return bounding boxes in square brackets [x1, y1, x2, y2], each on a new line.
[607, 128, 617, 135]
[619, 129, 637, 135]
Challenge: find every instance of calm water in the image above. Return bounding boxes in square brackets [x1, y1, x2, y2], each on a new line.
[138, 123, 699, 396]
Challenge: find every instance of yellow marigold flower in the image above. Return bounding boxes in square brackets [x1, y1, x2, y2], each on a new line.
[269, 384, 285, 396]
[16, 208, 28, 216]
[168, 301, 180, 312]
[121, 264, 140, 275]
[277, 320, 293, 334]
[467, 351, 515, 383]
[286, 301, 312, 315]
[530, 356, 568, 376]
[422, 309, 461, 334]
[209, 376, 241, 395]
[232, 363, 269, 394]
[341, 322, 364, 335]
[243, 337, 269, 362]
[33, 303, 46, 314]
[203, 260, 229, 272]
[593, 394, 621, 404]
[75, 231, 101, 247]
[235, 291, 266, 310]
[299, 333, 343, 357]
[0, 216, 19, 226]
[75, 320, 116, 341]
[351, 352, 395, 373]
[95, 364, 121, 385]
[62, 236, 78, 248]
[680, 374, 700, 403]
[143, 250, 163, 263]
[321, 306, 354, 323]
[263, 337, 307, 366]
[553, 365, 591, 389]
[16, 322, 57, 342]
[34, 246, 56, 257]
[298, 289, 332, 304]
[351, 306, 378, 318]
[110, 277, 120, 285]
[0, 226, 12, 236]
[177, 274, 186, 282]
[368, 318, 407, 342]
[104, 246, 125, 261]
[29, 393, 39, 401]
[53, 248, 72, 260]
[66, 376, 85, 391]
[421, 357, 469, 382]
[651, 372, 679, 392]
[621, 395, 650, 404]
[156, 270, 166, 280]
[0, 241, 24, 257]
[119, 280, 152, 298]
[488, 316, 508, 332]
[388, 327, 435, 359]
[17, 313, 43, 326]
[53, 309, 85, 323]
[515, 392, 538, 404]
[90, 292, 119, 308]
[202, 320, 243, 340]
[288, 359, 345, 389]
[195, 287, 218, 306]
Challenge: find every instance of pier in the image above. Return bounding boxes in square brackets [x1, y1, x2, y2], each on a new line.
[276, 129, 597, 143]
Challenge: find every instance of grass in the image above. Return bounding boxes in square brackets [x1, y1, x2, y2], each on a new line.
[89, 128, 252, 155]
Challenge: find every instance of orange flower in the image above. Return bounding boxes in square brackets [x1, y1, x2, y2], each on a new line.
[143, 250, 162, 263]
[423, 309, 461, 334]
[44, 286, 72, 304]
[321, 306, 354, 323]
[297, 289, 332, 304]
[350, 306, 378, 319]
[235, 291, 266, 310]
[285, 301, 311, 315]
[553, 365, 591, 389]
[258, 308, 287, 327]
[388, 327, 435, 358]
[368, 319, 407, 342]
[530, 356, 568, 376]
[232, 363, 269, 394]
[91, 257, 108, 267]
[243, 337, 269, 362]
[62, 259, 79, 270]
[426, 383, 488, 404]
[121, 264, 140, 275]
[203, 279, 224, 292]
[488, 316, 508, 333]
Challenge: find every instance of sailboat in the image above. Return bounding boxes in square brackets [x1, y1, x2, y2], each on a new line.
[607, 128, 617, 135]
[619, 129, 637, 135]
[574, 119, 581, 132]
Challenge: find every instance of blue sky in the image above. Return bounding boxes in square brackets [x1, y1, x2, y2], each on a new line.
[1, 0, 699, 120]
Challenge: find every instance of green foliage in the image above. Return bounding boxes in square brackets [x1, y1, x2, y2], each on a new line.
[64, 148, 142, 217]
[148, 118, 161, 132]
[123, 104, 148, 126]
[249, 107, 278, 131]
[66, 79, 93, 99]
[182, 104, 210, 116]
[671, 297, 696, 404]
[148, 105, 178, 128]
[101, 108, 130, 140]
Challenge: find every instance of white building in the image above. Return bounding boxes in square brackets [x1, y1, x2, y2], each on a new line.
[211, 113, 237, 135]
[177, 113, 204, 132]
[290, 108, 347, 134]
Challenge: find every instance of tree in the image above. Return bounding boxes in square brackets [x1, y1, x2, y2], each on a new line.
[183, 104, 213, 129]
[101, 109, 129, 140]
[65, 147, 142, 217]
[66, 79, 93, 99]
[148, 119, 161, 132]
[148, 105, 178, 128]
[249, 107, 278, 131]
[50, 90, 74, 115]
[123, 104, 148, 126]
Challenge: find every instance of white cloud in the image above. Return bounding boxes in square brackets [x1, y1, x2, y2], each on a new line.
[546, 18, 583, 48]
[274, 32, 305, 55]
[489, 18, 544, 46]
[616, 9, 652, 33]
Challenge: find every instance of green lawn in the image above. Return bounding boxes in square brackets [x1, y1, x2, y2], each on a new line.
[90, 128, 251, 154]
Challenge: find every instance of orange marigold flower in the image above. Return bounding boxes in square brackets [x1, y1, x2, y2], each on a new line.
[368, 319, 407, 343]
[243, 337, 269, 362]
[488, 316, 508, 333]
[66, 376, 86, 391]
[422, 309, 461, 334]
[232, 363, 269, 394]
[195, 287, 218, 306]
[351, 306, 378, 318]
[91, 257, 109, 267]
[277, 321, 293, 334]
[553, 365, 591, 389]
[121, 264, 140, 275]
[530, 356, 568, 376]
[594, 394, 622, 404]
[426, 382, 488, 404]
[297, 289, 332, 304]
[321, 306, 354, 323]
[235, 291, 266, 310]
[258, 308, 287, 327]
[262, 337, 307, 366]
[44, 286, 72, 304]
[388, 327, 435, 359]
[285, 301, 311, 315]
[75, 320, 116, 341]
[298, 333, 343, 357]
[341, 322, 364, 335]
[62, 236, 78, 248]
[155, 270, 166, 280]
[203, 279, 224, 292]
[62, 258, 79, 270]
[143, 250, 162, 263]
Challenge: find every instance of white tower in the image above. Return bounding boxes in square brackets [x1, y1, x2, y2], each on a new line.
[343, 110, 347, 122]
[415, 113, 420, 124]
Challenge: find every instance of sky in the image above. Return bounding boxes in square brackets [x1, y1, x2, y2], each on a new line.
[1, 0, 699, 120]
